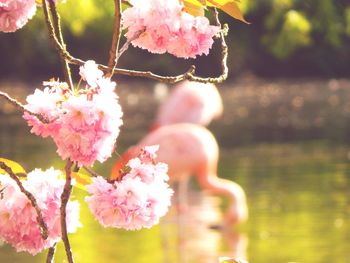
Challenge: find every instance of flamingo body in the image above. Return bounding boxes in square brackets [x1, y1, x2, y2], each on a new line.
[111, 124, 248, 224]
[153, 81, 223, 129]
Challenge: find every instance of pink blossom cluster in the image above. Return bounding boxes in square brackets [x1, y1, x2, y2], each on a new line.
[0, 0, 37, 33]
[85, 145, 173, 230]
[122, 0, 220, 59]
[23, 61, 123, 167]
[0, 168, 81, 255]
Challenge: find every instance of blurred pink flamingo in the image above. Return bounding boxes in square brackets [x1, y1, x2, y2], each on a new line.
[111, 123, 248, 225]
[151, 81, 223, 130]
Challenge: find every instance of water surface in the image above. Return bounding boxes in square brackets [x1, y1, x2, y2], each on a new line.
[1, 114, 350, 263]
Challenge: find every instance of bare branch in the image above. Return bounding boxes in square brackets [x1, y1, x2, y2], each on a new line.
[48, 0, 73, 89]
[83, 166, 100, 178]
[0, 91, 50, 123]
[0, 161, 48, 240]
[212, 8, 229, 82]
[42, 0, 66, 55]
[60, 159, 75, 263]
[42, 0, 73, 90]
[41, 1, 228, 84]
[112, 30, 144, 75]
[46, 244, 56, 263]
[67, 35, 227, 83]
[107, 0, 122, 76]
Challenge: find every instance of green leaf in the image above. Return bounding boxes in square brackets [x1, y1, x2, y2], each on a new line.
[207, 0, 249, 23]
[182, 0, 207, 6]
[183, 0, 248, 23]
[183, 1, 206, 16]
[0, 158, 26, 175]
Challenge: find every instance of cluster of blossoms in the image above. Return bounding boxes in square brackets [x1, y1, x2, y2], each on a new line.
[0, 0, 64, 33]
[23, 60, 123, 167]
[0, 0, 37, 33]
[122, 0, 220, 59]
[0, 168, 80, 255]
[85, 145, 173, 230]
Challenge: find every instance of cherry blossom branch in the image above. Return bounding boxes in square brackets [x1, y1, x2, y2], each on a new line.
[0, 161, 49, 240]
[42, 0, 63, 53]
[42, 3, 228, 83]
[46, 244, 56, 263]
[60, 159, 75, 263]
[107, 0, 122, 76]
[103, 64, 198, 83]
[61, 40, 226, 83]
[212, 8, 229, 82]
[41, 13, 225, 83]
[42, 0, 73, 90]
[83, 166, 100, 178]
[111, 30, 145, 77]
[52, 43, 198, 83]
[47, 0, 73, 89]
[0, 91, 50, 123]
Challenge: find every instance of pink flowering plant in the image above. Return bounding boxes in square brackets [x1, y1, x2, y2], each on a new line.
[0, 0, 246, 262]
[122, 0, 220, 58]
[0, 0, 37, 32]
[24, 61, 123, 167]
[86, 145, 173, 230]
[0, 168, 80, 255]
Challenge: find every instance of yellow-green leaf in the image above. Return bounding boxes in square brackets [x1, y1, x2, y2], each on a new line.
[71, 171, 92, 191]
[207, 0, 249, 24]
[0, 158, 26, 175]
[182, 0, 207, 7]
[183, 1, 206, 16]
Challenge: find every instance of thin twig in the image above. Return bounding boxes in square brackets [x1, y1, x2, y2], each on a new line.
[69, 39, 227, 83]
[101, 64, 198, 83]
[60, 159, 75, 263]
[83, 166, 100, 178]
[0, 91, 50, 123]
[47, 0, 74, 90]
[42, 29, 223, 83]
[212, 8, 229, 82]
[42, 14, 225, 84]
[46, 244, 56, 263]
[112, 30, 144, 74]
[0, 161, 48, 240]
[107, 0, 122, 76]
[42, 2, 228, 83]
[42, 0, 65, 55]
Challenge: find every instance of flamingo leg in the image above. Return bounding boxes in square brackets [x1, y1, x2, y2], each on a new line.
[174, 175, 190, 214]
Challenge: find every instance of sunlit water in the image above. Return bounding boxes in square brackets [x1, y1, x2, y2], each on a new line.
[1, 113, 350, 263]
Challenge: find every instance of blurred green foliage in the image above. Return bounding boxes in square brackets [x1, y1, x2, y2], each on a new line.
[0, 0, 349, 80]
[231, 0, 350, 77]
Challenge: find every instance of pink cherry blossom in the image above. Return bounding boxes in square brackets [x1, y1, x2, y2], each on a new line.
[122, 0, 219, 58]
[0, 168, 81, 255]
[139, 145, 159, 163]
[85, 145, 173, 230]
[23, 61, 123, 166]
[53, 86, 123, 166]
[23, 83, 66, 138]
[79, 60, 103, 88]
[0, 0, 36, 33]
[167, 13, 219, 58]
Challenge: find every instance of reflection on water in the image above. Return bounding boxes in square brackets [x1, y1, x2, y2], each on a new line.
[161, 192, 248, 263]
[1, 113, 350, 262]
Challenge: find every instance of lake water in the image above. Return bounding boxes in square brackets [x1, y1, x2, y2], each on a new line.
[1, 86, 350, 262]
